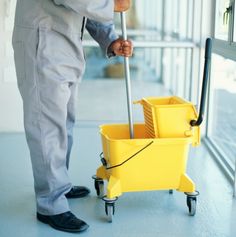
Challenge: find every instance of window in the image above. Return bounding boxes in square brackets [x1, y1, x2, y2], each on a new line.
[204, 0, 236, 186]
[83, 0, 163, 81]
[82, 0, 197, 102]
[207, 55, 236, 168]
[215, 0, 231, 41]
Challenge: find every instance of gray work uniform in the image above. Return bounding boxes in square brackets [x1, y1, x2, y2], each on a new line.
[12, 0, 118, 215]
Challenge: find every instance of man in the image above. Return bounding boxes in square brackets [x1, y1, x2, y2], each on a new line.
[12, 0, 132, 233]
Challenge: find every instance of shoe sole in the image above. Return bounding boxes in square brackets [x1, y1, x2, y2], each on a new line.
[37, 214, 89, 233]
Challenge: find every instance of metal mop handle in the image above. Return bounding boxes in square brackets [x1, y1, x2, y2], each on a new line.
[120, 12, 134, 139]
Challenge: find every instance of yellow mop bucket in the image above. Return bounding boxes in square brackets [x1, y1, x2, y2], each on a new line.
[93, 38, 212, 222]
[134, 96, 200, 146]
[96, 123, 195, 199]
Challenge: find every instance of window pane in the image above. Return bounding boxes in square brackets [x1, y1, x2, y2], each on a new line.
[215, 0, 231, 40]
[208, 54, 236, 164]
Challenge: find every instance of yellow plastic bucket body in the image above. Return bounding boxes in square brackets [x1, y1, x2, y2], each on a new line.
[97, 124, 195, 199]
[135, 96, 200, 146]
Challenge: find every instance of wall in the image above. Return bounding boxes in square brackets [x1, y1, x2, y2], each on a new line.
[0, 0, 24, 132]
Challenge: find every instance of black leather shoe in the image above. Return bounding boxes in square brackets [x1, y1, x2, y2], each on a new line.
[37, 211, 89, 233]
[65, 186, 90, 199]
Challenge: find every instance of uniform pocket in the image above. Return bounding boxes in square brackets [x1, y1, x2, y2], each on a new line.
[13, 41, 26, 86]
[36, 27, 86, 83]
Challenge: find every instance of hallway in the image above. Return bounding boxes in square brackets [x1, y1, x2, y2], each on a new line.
[0, 80, 236, 237]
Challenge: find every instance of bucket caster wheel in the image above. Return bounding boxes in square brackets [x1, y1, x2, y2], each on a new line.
[103, 197, 118, 223]
[105, 202, 115, 223]
[169, 189, 173, 194]
[187, 196, 197, 216]
[92, 175, 104, 198]
[185, 191, 199, 216]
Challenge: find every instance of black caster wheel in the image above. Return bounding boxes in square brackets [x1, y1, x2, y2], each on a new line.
[186, 196, 197, 216]
[105, 202, 115, 223]
[169, 189, 173, 194]
[92, 176, 104, 198]
[103, 197, 118, 223]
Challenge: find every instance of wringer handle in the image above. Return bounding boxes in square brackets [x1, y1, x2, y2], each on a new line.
[190, 38, 212, 127]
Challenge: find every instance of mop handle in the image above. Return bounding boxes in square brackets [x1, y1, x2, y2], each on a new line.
[120, 12, 134, 139]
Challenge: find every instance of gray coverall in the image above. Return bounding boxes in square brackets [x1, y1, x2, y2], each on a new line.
[12, 0, 118, 215]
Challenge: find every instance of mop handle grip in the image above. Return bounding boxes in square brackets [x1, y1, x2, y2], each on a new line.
[190, 38, 212, 127]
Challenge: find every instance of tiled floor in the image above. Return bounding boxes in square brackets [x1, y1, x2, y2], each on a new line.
[1, 80, 236, 237]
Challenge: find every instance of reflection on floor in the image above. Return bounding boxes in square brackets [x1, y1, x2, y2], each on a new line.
[0, 80, 236, 237]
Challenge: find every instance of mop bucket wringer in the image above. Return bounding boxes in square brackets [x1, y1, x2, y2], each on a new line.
[93, 118, 199, 223]
[93, 98, 202, 222]
[134, 96, 201, 146]
[94, 98, 200, 220]
[95, 95, 202, 198]
[92, 3, 212, 220]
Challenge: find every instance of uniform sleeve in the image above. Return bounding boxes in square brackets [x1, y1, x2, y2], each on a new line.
[53, 0, 114, 23]
[85, 19, 119, 56]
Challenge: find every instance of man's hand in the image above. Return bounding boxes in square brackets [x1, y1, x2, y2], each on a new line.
[114, 0, 131, 12]
[109, 38, 133, 57]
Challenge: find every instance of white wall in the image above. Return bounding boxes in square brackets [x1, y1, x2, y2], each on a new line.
[0, 0, 24, 132]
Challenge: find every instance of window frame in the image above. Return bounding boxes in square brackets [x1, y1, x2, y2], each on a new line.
[214, 0, 236, 44]
[204, 0, 236, 194]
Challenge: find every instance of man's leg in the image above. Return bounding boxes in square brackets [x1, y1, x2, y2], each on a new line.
[13, 26, 88, 217]
[12, 26, 74, 215]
